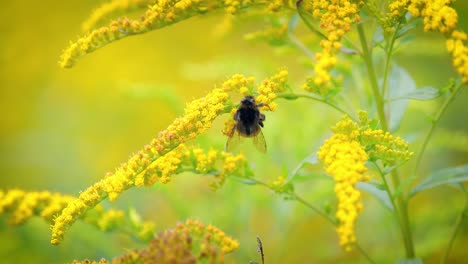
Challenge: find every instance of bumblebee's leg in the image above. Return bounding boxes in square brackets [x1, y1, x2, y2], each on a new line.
[259, 121, 264, 127]
[259, 113, 265, 121]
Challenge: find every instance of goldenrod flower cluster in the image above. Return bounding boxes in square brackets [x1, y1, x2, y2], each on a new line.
[268, 175, 293, 194]
[334, 113, 413, 163]
[81, 0, 152, 32]
[318, 113, 413, 251]
[360, 128, 413, 163]
[256, 68, 288, 111]
[301, 0, 362, 95]
[0, 189, 73, 225]
[180, 219, 239, 253]
[60, 0, 292, 68]
[318, 133, 369, 251]
[51, 145, 246, 244]
[60, 0, 219, 68]
[446, 30, 468, 83]
[51, 70, 285, 245]
[408, 0, 468, 83]
[73, 219, 238, 264]
[408, 0, 457, 33]
[383, 0, 410, 29]
[0, 189, 154, 242]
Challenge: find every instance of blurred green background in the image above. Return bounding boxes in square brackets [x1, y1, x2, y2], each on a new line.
[1, 1, 467, 263]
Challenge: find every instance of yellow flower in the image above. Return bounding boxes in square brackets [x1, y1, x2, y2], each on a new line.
[60, 0, 291, 68]
[51, 70, 284, 244]
[0, 189, 74, 225]
[50, 84, 229, 244]
[255, 69, 288, 111]
[408, 0, 468, 83]
[300, 0, 362, 95]
[0, 189, 154, 243]
[75, 219, 238, 264]
[408, 0, 457, 34]
[446, 30, 468, 83]
[318, 133, 369, 252]
[318, 113, 413, 251]
[81, 0, 152, 32]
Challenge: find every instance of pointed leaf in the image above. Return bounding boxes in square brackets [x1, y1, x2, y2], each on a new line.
[356, 182, 394, 211]
[388, 65, 416, 132]
[287, 152, 318, 183]
[410, 165, 468, 197]
[388, 86, 441, 101]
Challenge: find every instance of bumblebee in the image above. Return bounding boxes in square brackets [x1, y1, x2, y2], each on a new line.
[225, 96, 267, 153]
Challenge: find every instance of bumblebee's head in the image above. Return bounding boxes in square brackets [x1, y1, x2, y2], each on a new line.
[241, 96, 256, 106]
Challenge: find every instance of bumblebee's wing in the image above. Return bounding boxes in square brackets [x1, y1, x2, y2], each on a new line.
[225, 128, 242, 153]
[253, 128, 267, 153]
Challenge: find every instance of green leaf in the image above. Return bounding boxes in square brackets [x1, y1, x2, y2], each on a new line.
[396, 258, 423, 264]
[410, 165, 468, 197]
[388, 86, 441, 101]
[356, 181, 394, 211]
[395, 18, 421, 39]
[387, 65, 416, 132]
[286, 152, 318, 183]
[231, 177, 258, 185]
[373, 26, 384, 47]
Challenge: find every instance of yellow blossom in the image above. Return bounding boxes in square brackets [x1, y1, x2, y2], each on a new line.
[255, 68, 288, 111]
[0, 189, 73, 225]
[50, 82, 230, 244]
[408, 0, 468, 83]
[51, 70, 284, 244]
[318, 113, 413, 251]
[408, 0, 457, 34]
[60, 0, 291, 68]
[300, 0, 362, 95]
[446, 30, 468, 83]
[75, 219, 238, 264]
[318, 133, 369, 251]
[0, 189, 154, 243]
[81, 0, 152, 32]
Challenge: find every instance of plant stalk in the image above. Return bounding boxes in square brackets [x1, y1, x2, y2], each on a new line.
[357, 24, 388, 131]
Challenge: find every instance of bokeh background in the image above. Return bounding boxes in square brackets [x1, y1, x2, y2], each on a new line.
[1, 1, 467, 263]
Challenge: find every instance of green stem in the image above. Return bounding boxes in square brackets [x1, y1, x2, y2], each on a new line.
[240, 176, 375, 263]
[277, 93, 358, 121]
[393, 183, 415, 258]
[357, 24, 388, 131]
[441, 191, 467, 264]
[381, 25, 400, 118]
[413, 82, 464, 176]
[288, 31, 316, 61]
[294, 193, 338, 225]
[356, 243, 376, 264]
[358, 23, 415, 257]
[371, 162, 400, 217]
